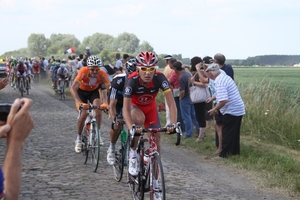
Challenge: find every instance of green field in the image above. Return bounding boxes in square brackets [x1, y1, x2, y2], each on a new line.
[158, 66, 300, 198]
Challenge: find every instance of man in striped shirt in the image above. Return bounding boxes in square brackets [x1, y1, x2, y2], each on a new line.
[206, 63, 245, 158]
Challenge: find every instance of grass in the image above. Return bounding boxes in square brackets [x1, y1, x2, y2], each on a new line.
[157, 67, 300, 199]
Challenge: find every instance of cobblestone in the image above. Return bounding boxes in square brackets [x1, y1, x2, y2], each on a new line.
[0, 85, 291, 200]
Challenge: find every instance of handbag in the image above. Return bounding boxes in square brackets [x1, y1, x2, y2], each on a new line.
[189, 84, 211, 104]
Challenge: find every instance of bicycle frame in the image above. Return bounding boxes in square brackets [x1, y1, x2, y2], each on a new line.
[128, 122, 182, 200]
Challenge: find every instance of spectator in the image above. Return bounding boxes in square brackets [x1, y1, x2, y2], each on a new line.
[190, 56, 207, 142]
[85, 47, 91, 56]
[173, 61, 199, 138]
[206, 64, 245, 158]
[168, 58, 185, 132]
[214, 53, 234, 80]
[163, 55, 173, 126]
[0, 98, 34, 200]
[197, 57, 226, 153]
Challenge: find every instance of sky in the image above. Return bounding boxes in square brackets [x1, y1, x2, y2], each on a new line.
[0, 0, 300, 59]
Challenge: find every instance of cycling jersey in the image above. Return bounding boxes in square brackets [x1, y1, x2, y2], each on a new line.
[57, 68, 68, 76]
[74, 67, 110, 91]
[108, 73, 127, 114]
[124, 71, 171, 106]
[124, 71, 171, 128]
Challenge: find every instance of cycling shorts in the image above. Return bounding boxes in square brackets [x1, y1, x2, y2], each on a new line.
[132, 103, 160, 128]
[76, 88, 100, 109]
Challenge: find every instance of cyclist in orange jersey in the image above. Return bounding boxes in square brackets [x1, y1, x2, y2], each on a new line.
[70, 55, 110, 153]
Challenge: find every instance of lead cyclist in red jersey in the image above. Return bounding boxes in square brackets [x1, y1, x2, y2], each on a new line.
[123, 52, 177, 180]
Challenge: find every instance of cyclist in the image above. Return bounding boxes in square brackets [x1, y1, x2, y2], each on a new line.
[56, 63, 69, 91]
[10, 57, 18, 87]
[106, 58, 137, 165]
[70, 55, 110, 153]
[24, 59, 32, 89]
[32, 58, 40, 83]
[123, 52, 177, 184]
[15, 59, 28, 90]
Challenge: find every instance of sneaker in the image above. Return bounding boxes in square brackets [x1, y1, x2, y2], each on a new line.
[128, 157, 139, 176]
[107, 149, 115, 165]
[153, 189, 162, 200]
[99, 135, 104, 146]
[74, 139, 82, 153]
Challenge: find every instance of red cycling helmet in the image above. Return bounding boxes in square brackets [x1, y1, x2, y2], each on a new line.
[135, 52, 158, 67]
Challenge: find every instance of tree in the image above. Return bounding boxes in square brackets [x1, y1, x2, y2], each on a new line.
[27, 34, 48, 57]
[79, 33, 115, 55]
[48, 33, 80, 55]
[138, 41, 154, 52]
[115, 32, 140, 54]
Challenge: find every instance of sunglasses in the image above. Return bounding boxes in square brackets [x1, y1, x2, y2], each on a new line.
[89, 68, 100, 72]
[139, 67, 156, 72]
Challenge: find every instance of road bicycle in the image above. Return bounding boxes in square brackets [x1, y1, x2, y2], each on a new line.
[56, 78, 68, 100]
[18, 75, 29, 97]
[128, 122, 182, 200]
[110, 115, 129, 182]
[78, 103, 108, 172]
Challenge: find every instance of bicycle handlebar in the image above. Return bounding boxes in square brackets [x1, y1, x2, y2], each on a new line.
[130, 122, 182, 147]
[77, 103, 109, 119]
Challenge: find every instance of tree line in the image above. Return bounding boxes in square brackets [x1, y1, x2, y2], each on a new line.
[1, 32, 299, 67]
[227, 55, 300, 66]
[0, 32, 185, 68]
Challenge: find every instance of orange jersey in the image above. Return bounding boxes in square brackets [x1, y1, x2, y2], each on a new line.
[75, 67, 110, 91]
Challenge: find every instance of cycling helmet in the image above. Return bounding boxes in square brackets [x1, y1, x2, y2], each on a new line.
[135, 52, 158, 67]
[60, 64, 66, 69]
[62, 58, 66, 64]
[87, 55, 102, 67]
[125, 59, 137, 74]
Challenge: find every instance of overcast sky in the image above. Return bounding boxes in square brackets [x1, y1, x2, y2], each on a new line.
[1, 0, 299, 59]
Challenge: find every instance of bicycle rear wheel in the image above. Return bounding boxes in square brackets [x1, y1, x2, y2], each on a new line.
[90, 122, 100, 172]
[151, 153, 165, 200]
[26, 79, 29, 95]
[19, 79, 24, 97]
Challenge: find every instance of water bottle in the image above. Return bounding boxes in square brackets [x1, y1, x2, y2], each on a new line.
[86, 122, 90, 136]
[120, 130, 127, 144]
[121, 130, 128, 166]
[144, 150, 149, 176]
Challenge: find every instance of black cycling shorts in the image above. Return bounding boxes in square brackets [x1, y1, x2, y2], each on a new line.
[77, 88, 100, 104]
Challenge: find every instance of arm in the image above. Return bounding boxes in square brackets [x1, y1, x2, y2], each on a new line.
[0, 77, 8, 90]
[123, 97, 133, 130]
[207, 99, 228, 116]
[196, 64, 209, 83]
[164, 91, 177, 124]
[2, 98, 34, 200]
[109, 98, 118, 122]
[70, 81, 83, 104]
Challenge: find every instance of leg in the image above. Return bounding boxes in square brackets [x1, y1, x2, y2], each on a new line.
[180, 97, 193, 138]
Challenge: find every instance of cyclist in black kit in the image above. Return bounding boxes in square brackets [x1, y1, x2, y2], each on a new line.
[106, 59, 137, 165]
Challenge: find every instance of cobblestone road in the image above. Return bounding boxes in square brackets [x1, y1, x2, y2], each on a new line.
[0, 84, 291, 200]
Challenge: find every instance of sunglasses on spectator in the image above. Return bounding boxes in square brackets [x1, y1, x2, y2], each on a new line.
[139, 67, 156, 72]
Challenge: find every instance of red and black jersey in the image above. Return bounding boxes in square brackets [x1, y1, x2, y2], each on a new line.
[124, 71, 171, 106]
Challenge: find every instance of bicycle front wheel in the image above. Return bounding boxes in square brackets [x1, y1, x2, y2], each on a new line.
[113, 136, 128, 182]
[151, 153, 166, 200]
[90, 122, 100, 172]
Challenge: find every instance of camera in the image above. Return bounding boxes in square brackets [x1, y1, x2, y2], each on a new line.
[0, 103, 12, 121]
